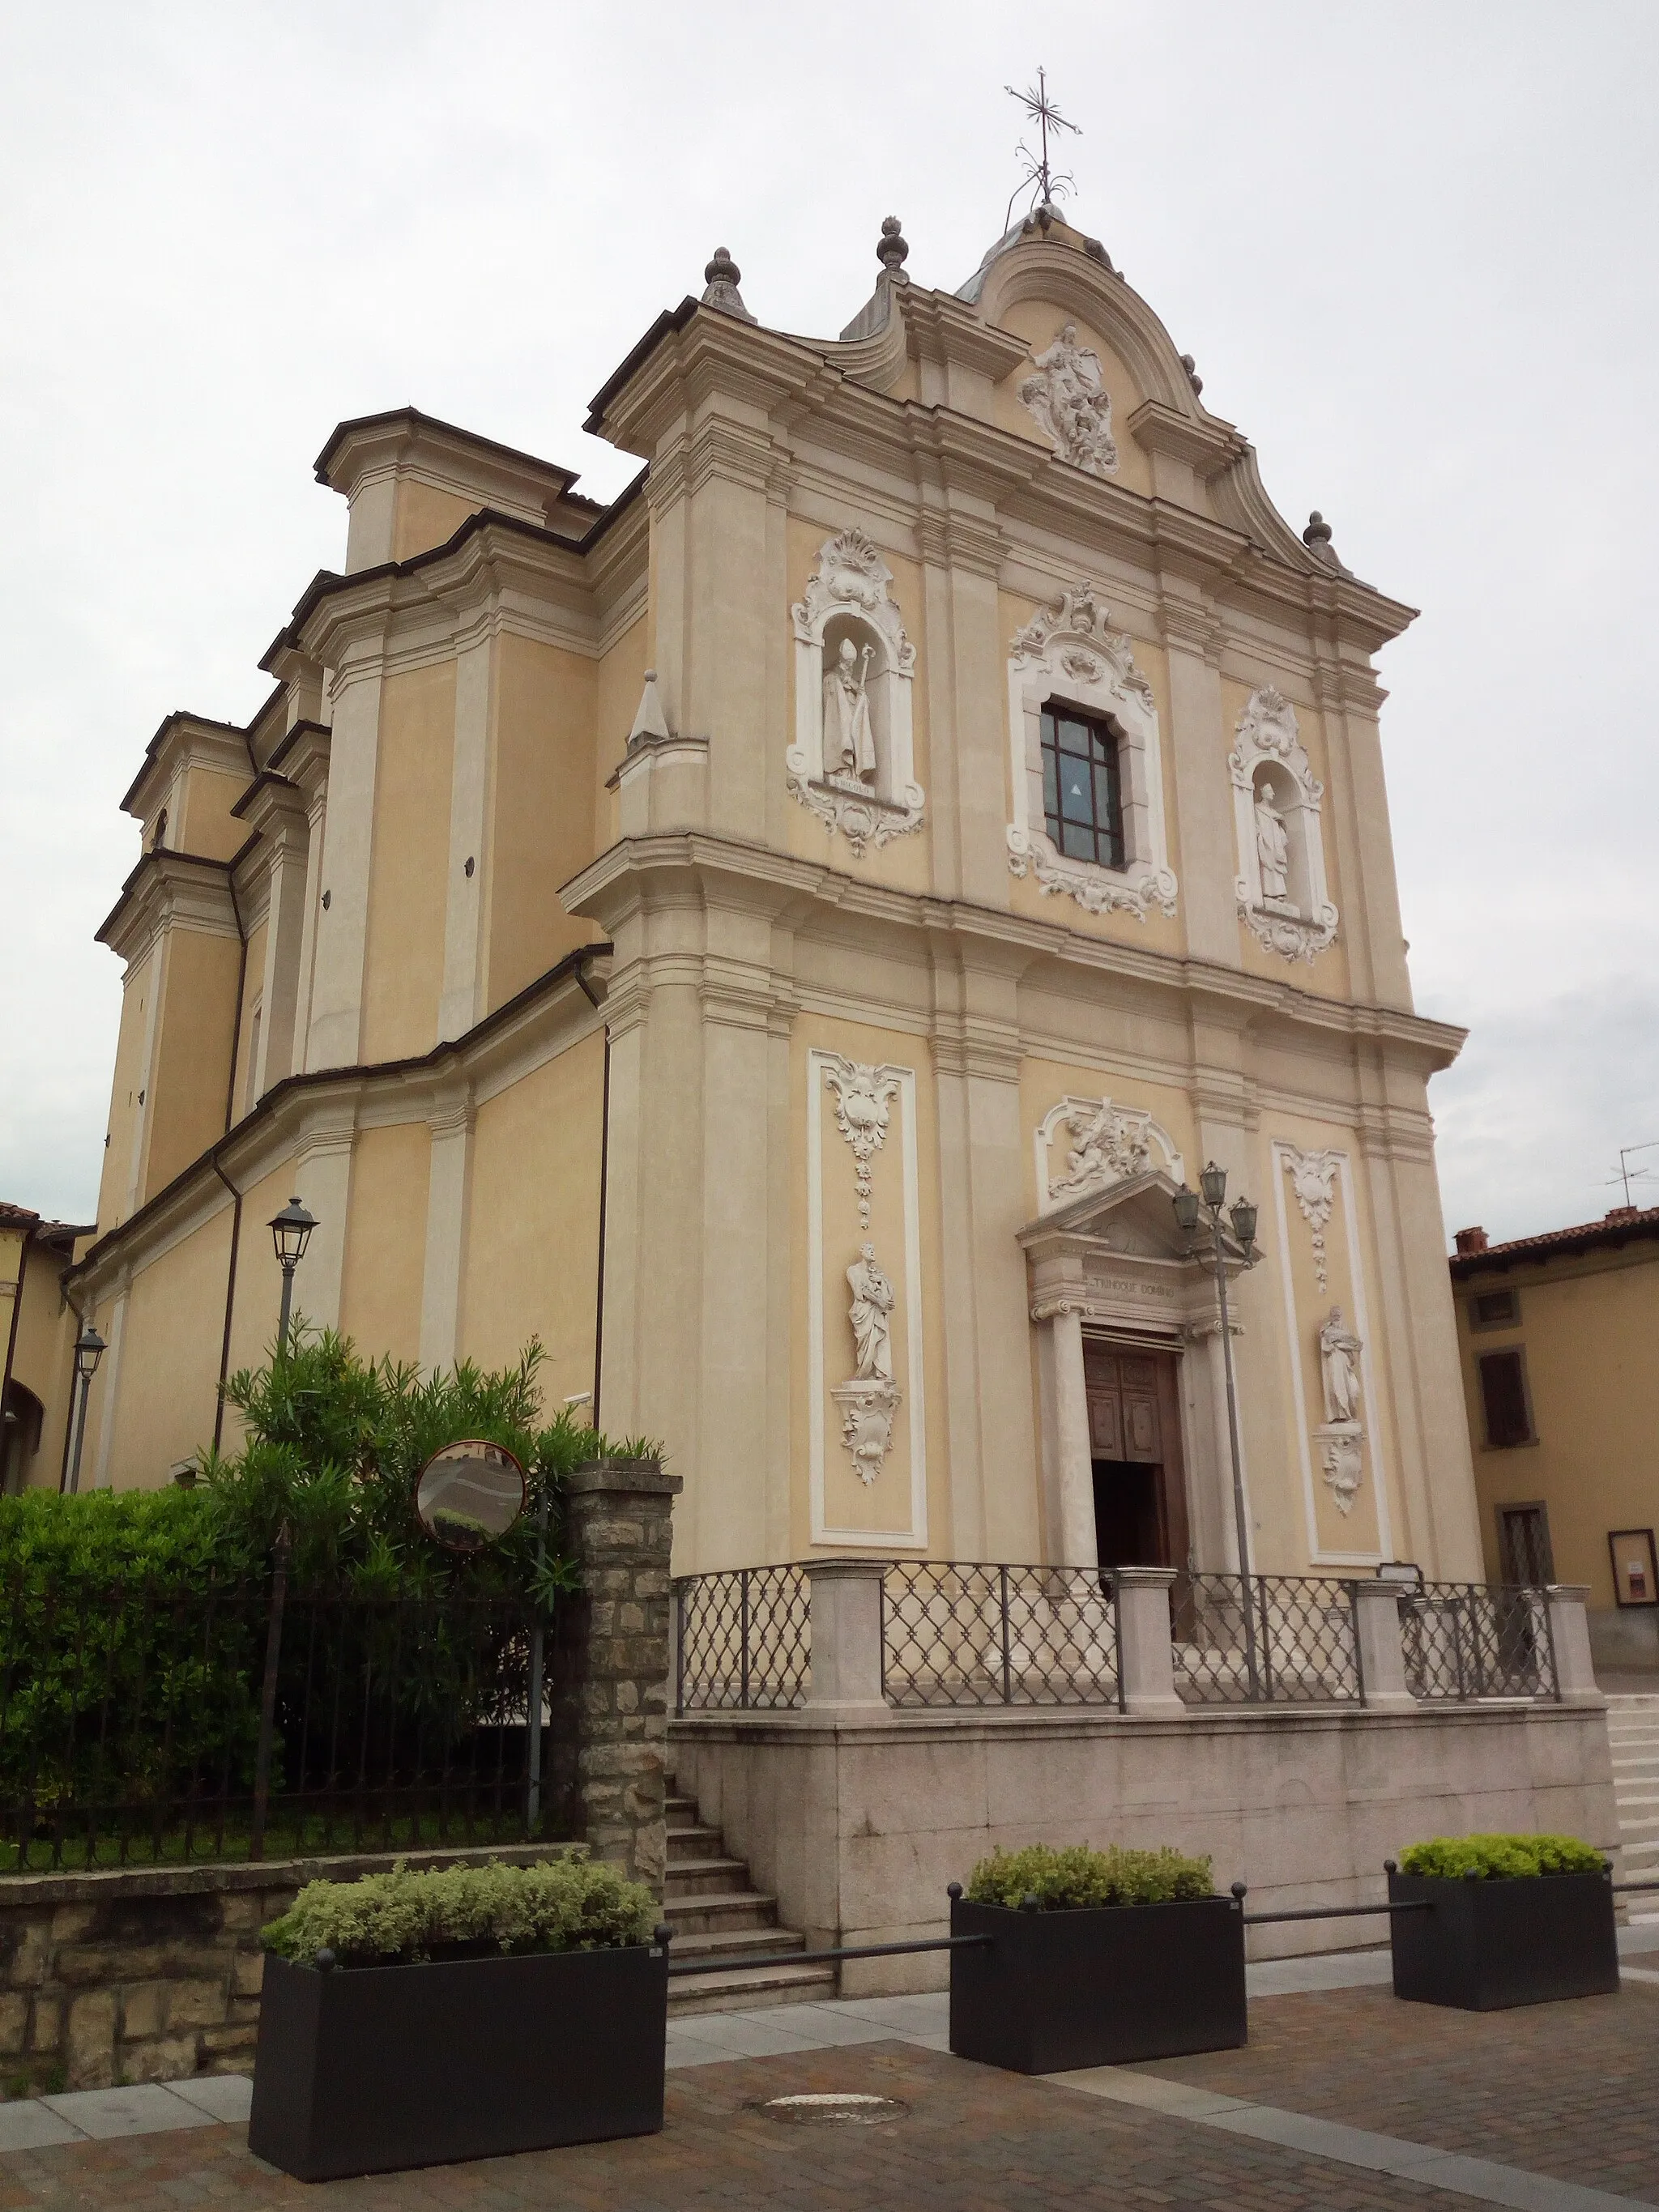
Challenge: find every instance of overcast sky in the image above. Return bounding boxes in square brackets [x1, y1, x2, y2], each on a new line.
[3, 1, 1655, 1243]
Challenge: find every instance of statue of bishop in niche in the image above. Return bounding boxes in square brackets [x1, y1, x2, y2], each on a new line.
[1255, 784, 1291, 903]
[823, 637, 877, 785]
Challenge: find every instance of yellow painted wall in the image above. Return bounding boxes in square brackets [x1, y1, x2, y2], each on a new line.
[176, 767, 253, 863]
[101, 1205, 237, 1488]
[8, 1242, 79, 1489]
[999, 590, 1183, 958]
[97, 945, 157, 1231]
[143, 930, 241, 1201]
[392, 482, 479, 564]
[483, 633, 600, 1012]
[1457, 1247, 1659, 1608]
[463, 1032, 605, 1404]
[361, 659, 457, 1063]
[783, 521, 933, 895]
[339, 1123, 431, 1366]
[992, 304, 1154, 500]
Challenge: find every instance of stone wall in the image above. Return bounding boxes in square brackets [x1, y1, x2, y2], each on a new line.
[0, 1842, 574, 2095]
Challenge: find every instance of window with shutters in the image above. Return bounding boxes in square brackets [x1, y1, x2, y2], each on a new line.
[1478, 1348, 1535, 1448]
[1041, 702, 1124, 870]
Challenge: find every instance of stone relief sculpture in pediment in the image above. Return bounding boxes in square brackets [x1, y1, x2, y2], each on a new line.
[788, 530, 924, 856]
[1019, 325, 1120, 477]
[1006, 584, 1179, 921]
[1036, 1095, 1185, 1212]
[1230, 686, 1338, 962]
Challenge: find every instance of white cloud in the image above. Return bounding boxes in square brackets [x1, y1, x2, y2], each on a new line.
[3, 0, 1655, 1244]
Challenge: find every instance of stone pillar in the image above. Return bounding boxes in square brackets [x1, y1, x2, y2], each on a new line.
[805, 1559, 889, 1712]
[1113, 1566, 1186, 1719]
[1049, 1310, 1098, 1570]
[1351, 1579, 1418, 1711]
[1546, 1584, 1606, 1707]
[550, 1460, 683, 1893]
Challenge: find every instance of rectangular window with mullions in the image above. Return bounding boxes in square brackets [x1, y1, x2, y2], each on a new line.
[1042, 702, 1124, 870]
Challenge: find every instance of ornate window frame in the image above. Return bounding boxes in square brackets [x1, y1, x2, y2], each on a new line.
[1230, 686, 1338, 962]
[1006, 583, 1178, 919]
[788, 529, 924, 856]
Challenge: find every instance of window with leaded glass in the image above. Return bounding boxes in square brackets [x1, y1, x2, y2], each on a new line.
[1041, 703, 1124, 869]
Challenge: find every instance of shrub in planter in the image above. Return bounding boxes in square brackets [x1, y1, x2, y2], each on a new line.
[250, 1857, 667, 2180]
[1388, 1832, 1617, 2012]
[949, 1843, 1245, 2073]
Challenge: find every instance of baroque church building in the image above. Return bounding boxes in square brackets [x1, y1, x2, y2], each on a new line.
[58, 202, 1483, 1583]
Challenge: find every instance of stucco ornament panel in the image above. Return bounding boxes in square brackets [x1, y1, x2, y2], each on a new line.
[1230, 687, 1338, 962]
[821, 1055, 903, 1230]
[1006, 585, 1178, 920]
[1281, 1145, 1342, 1292]
[835, 1242, 901, 1485]
[1036, 1096, 1185, 1212]
[788, 530, 923, 856]
[1019, 325, 1120, 476]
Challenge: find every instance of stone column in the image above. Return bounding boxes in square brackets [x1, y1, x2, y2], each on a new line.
[1113, 1566, 1186, 1718]
[549, 1460, 683, 1893]
[1048, 1309, 1098, 1570]
[1546, 1585, 1606, 1707]
[805, 1559, 889, 1712]
[1351, 1579, 1418, 1711]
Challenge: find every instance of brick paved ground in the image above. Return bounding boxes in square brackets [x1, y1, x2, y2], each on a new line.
[0, 2039, 1488, 2211]
[1142, 1981, 1659, 2204]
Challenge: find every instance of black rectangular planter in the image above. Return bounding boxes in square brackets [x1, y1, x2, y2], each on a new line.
[948, 1891, 1247, 2073]
[249, 1943, 667, 2181]
[1388, 1867, 1618, 2010]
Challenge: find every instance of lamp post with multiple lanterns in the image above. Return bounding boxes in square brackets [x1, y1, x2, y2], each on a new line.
[268, 1197, 317, 1360]
[1173, 1162, 1260, 1698]
[63, 1323, 106, 1496]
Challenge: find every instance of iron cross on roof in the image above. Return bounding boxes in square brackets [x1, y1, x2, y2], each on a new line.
[1004, 67, 1081, 226]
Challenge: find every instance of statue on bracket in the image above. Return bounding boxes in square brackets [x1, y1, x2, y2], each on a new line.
[789, 529, 924, 856]
[1229, 687, 1339, 962]
[1019, 326, 1119, 477]
[1313, 1303, 1366, 1516]
[832, 1243, 902, 1486]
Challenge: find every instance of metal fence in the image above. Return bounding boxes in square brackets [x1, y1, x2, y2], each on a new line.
[881, 1562, 1122, 1708]
[674, 1565, 810, 1712]
[1171, 1572, 1364, 1705]
[1401, 1582, 1559, 1702]
[0, 1566, 550, 1874]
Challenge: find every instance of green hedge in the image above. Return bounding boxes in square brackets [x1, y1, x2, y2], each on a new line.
[262, 1855, 658, 1965]
[965, 1841, 1214, 1910]
[1397, 1833, 1605, 1881]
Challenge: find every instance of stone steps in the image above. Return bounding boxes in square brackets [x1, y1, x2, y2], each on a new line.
[1606, 1698, 1659, 1903]
[661, 1775, 834, 2016]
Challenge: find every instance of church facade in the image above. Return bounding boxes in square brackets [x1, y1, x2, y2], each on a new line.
[58, 206, 1482, 1584]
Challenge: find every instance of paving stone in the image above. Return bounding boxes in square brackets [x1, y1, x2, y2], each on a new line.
[37, 2084, 214, 2139]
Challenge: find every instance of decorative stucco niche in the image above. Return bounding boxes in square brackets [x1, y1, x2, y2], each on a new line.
[1006, 584, 1178, 919]
[788, 530, 924, 855]
[1034, 1095, 1186, 1213]
[1230, 686, 1338, 962]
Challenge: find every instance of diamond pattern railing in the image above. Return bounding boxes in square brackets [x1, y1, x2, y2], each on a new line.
[1401, 1583, 1559, 1702]
[1171, 1572, 1363, 1705]
[673, 1566, 810, 1712]
[881, 1562, 1122, 1708]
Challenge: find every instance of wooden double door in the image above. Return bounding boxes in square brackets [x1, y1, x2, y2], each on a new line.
[1083, 1340, 1189, 1571]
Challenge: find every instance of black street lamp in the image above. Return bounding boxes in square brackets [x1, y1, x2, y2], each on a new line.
[64, 1323, 106, 1496]
[1173, 1161, 1261, 1695]
[268, 1197, 316, 1358]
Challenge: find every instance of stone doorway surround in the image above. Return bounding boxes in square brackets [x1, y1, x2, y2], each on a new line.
[1018, 1169, 1252, 1572]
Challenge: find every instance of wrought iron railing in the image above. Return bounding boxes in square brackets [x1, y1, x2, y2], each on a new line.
[0, 1571, 550, 1874]
[1401, 1582, 1559, 1702]
[1171, 1571, 1363, 1705]
[673, 1565, 810, 1712]
[881, 1562, 1122, 1709]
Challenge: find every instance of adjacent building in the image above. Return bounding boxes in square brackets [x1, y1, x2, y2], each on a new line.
[49, 201, 1483, 1585]
[1452, 1208, 1659, 1671]
[0, 1205, 89, 1495]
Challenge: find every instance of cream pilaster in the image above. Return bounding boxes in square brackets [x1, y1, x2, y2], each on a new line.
[305, 652, 382, 1072]
[240, 779, 312, 1101]
[437, 621, 493, 1041]
[918, 507, 1007, 907]
[419, 1093, 473, 1372]
[1314, 660, 1412, 1012]
[1158, 598, 1235, 964]
[288, 1117, 356, 1330]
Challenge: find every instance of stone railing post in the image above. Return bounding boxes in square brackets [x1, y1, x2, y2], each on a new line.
[548, 1459, 682, 1894]
[1351, 1579, 1418, 1711]
[1545, 1584, 1606, 1707]
[805, 1559, 889, 1712]
[1112, 1567, 1186, 1718]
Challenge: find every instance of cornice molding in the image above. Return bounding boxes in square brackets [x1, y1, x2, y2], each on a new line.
[95, 851, 239, 968]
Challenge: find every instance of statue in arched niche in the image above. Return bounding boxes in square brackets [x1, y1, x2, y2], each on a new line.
[1255, 782, 1290, 902]
[823, 637, 877, 784]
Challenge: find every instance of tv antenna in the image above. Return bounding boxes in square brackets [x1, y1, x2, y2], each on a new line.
[1004, 69, 1080, 232]
[1606, 1140, 1659, 1208]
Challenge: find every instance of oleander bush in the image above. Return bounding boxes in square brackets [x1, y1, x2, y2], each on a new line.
[965, 1841, 1215, 1910]
[1397, 1833, 1605, 1881]
[262, 1854, 658, 1966]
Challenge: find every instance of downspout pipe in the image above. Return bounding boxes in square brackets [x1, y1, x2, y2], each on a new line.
[575, 961, 609, 1430]
[210, 1159, 243, 1457]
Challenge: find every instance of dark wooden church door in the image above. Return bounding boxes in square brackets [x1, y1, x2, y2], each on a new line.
[1083, 1342, 1189, 1571]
